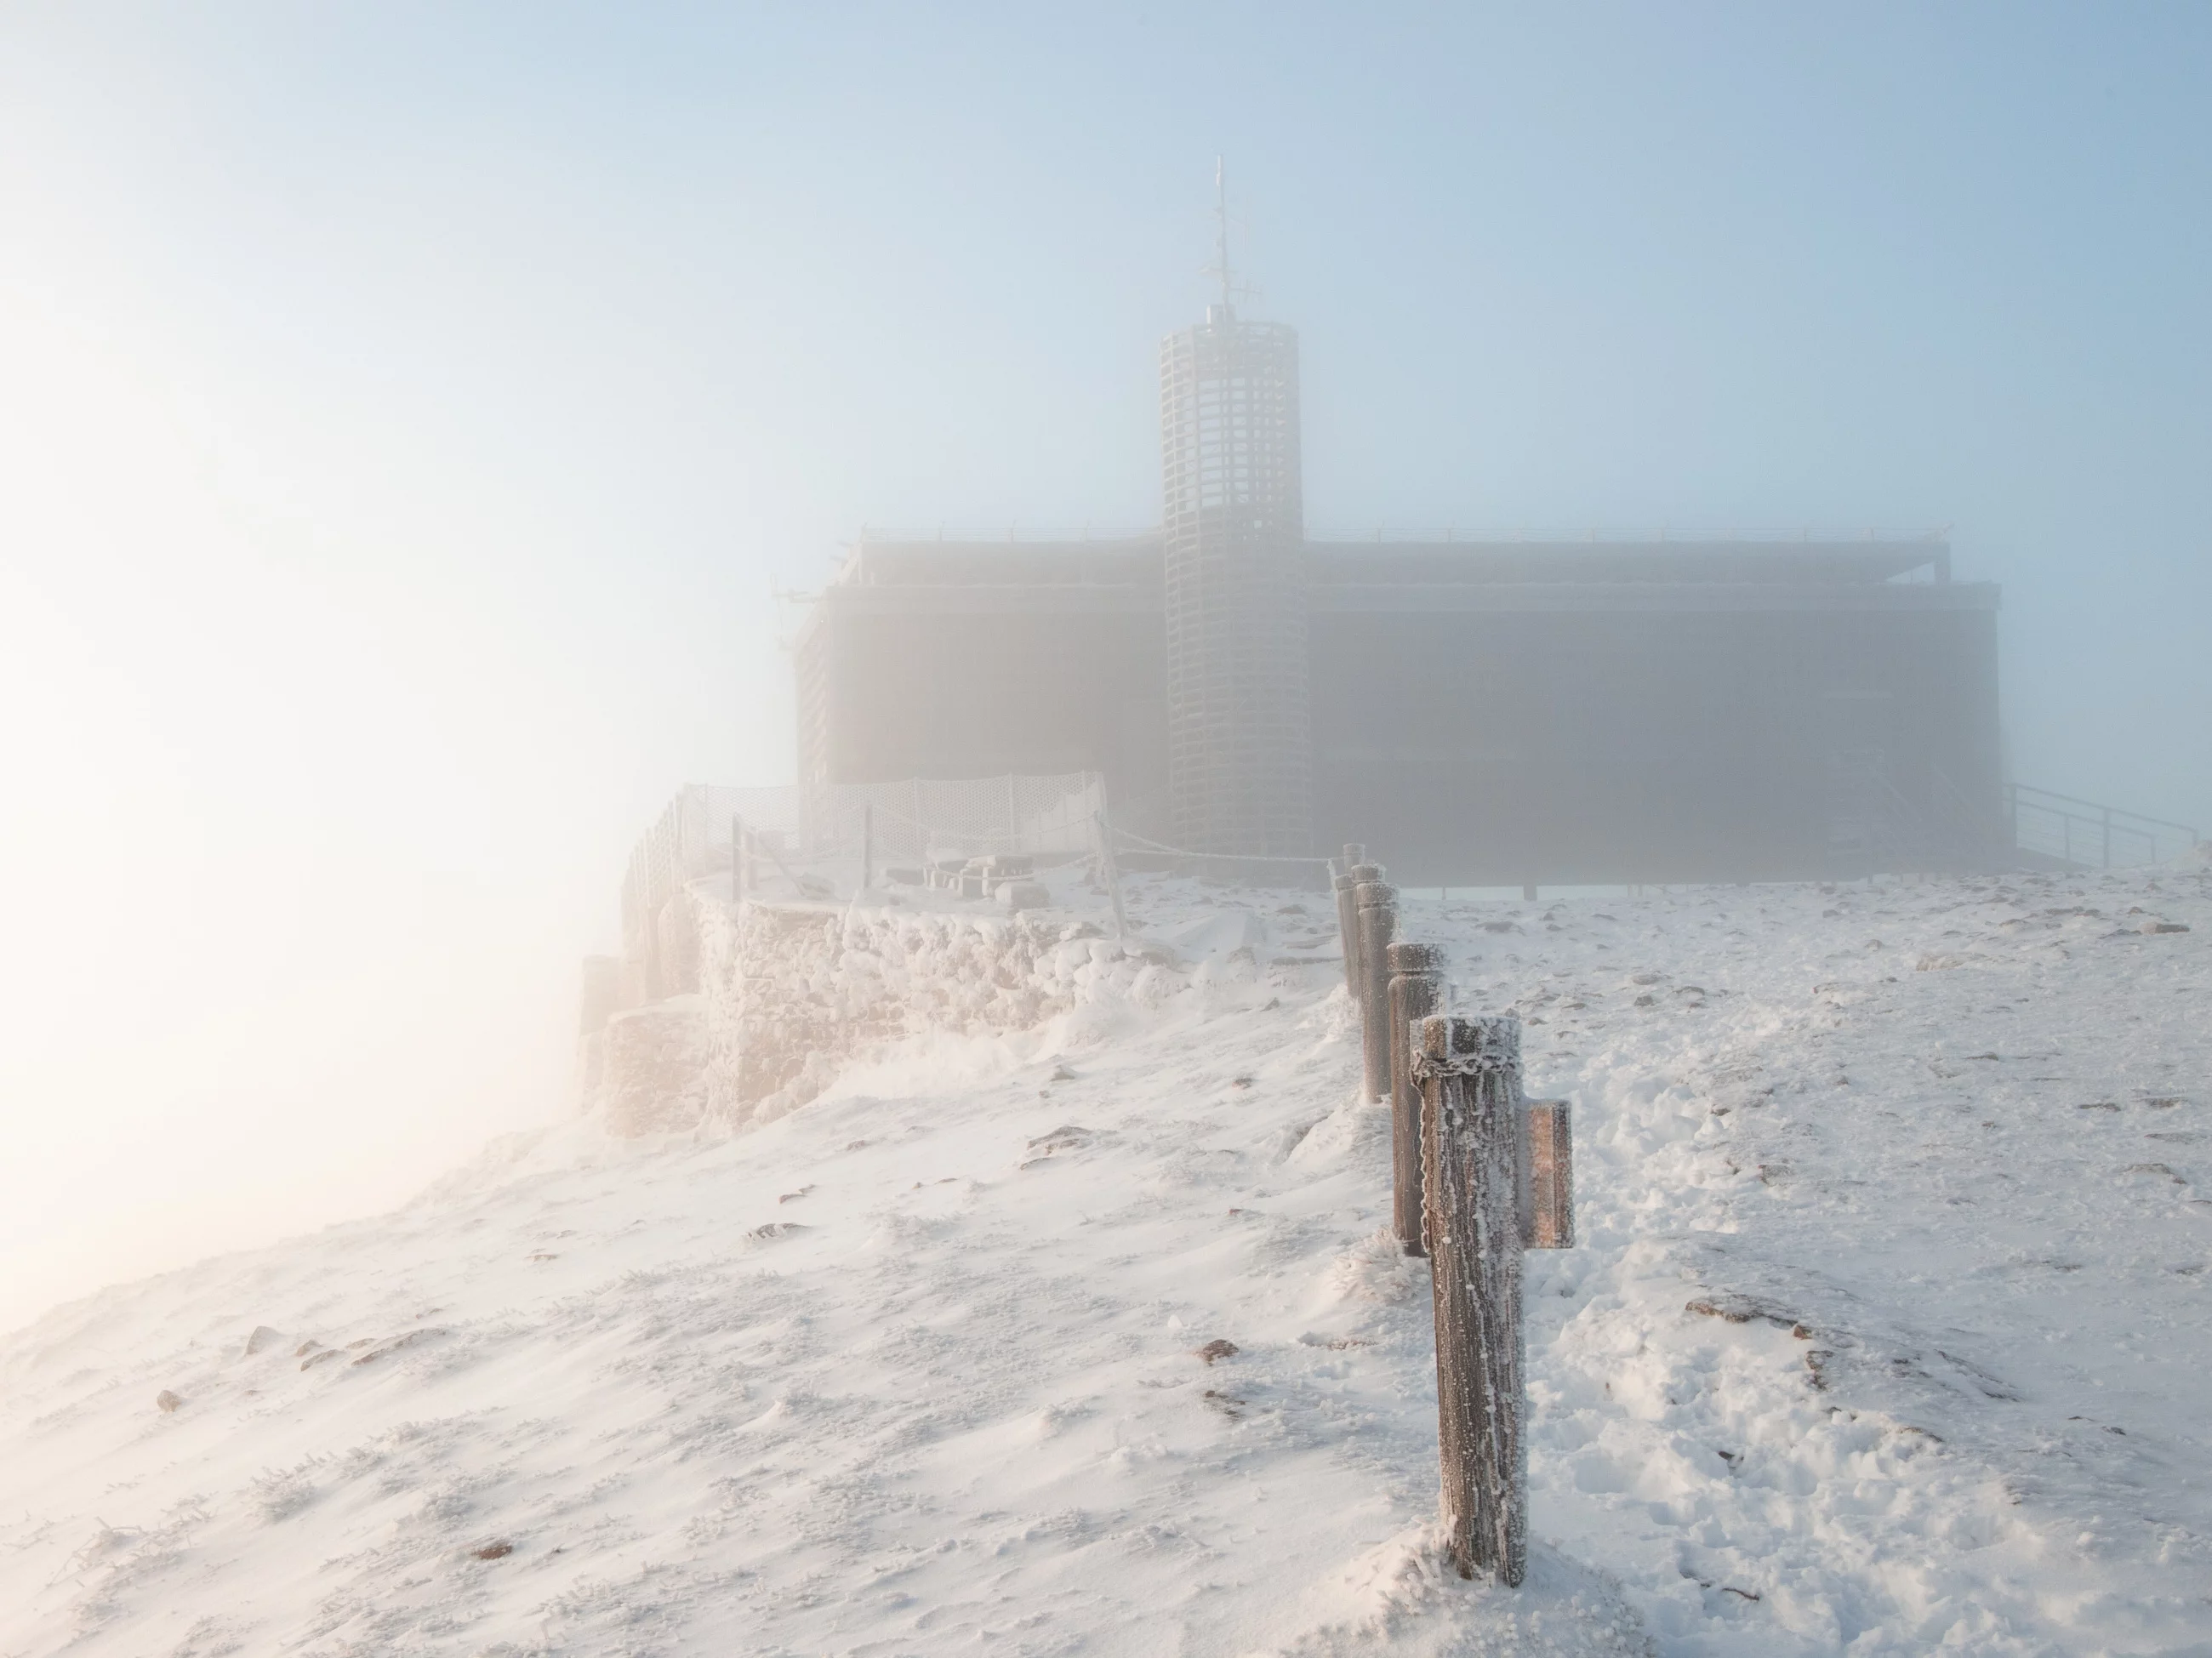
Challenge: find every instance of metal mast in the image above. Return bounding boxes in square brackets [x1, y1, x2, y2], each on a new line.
[1159, 163, 1313, 857]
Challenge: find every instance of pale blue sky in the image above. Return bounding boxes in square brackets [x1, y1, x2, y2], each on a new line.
[2, 2, 2206, 1325]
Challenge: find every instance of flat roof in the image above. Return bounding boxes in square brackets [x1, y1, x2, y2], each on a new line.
[825, 530, 1958, 592]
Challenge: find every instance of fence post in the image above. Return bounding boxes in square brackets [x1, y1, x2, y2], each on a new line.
[1355, 880, 1399, 1102]
[1417, 1013, 1526, 1583]
[1415, 1013, 1576, 1585]
[1343, 861, 1382, 999]
[1094, 807, 1128, 943]
[1333, 843, 1365, 998]
[1333, 871, 1360, 995]
[1385, 941, 1445, 1256]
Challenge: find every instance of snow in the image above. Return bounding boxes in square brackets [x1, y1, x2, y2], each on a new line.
[2, 865, 2208, 1655]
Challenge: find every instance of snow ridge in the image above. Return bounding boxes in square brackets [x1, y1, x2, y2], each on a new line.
[2, 868, 2207, 1654]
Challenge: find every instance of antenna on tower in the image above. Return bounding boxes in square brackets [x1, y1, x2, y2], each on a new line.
[1201, 157, 1255, 320]
[1212, 157, 1233, 314]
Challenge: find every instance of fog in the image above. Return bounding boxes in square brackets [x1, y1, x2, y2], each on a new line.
[2, 3, 2207, 1333]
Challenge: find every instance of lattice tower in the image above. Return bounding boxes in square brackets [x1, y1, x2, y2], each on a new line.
[1159, 305, 1313, 856]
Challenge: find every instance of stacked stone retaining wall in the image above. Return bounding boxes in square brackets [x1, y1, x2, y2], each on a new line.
[590, 887, 1178, 1137]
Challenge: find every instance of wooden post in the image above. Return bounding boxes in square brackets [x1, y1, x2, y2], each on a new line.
[1336, 841, 1365, 994]
[1415, 1013, 1558, 1587]
[1385, 941, 1445, 1256]
[1094, 807, 1128, 943]
[1416, 1015, 1576, 1584]
[1522, 1100, 1575, 1249]
[1336, 870, 1371, 999]
[1333, 870, 1361, 996]
[1355, 880, 1398, 1102]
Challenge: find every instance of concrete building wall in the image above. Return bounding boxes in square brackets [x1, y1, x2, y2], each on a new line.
[1308, 597, 2002, 884]
[793, 537, 2001, 883]
[795, 557, 1171, 829]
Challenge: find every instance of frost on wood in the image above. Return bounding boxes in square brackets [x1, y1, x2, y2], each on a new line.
[1354, 880, 1398, 1102]
[1522, 1100, 1574, 1251]
[1416, 1013, 1528, 1585]
[1384, 941, 1445, 1257]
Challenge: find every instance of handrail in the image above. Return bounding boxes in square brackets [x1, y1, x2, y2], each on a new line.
[853, 526, 1158, 544]
[1305, 527, 1949, 545]
[2008, 784, 2199, 840]
[848, 525, 1953, 547]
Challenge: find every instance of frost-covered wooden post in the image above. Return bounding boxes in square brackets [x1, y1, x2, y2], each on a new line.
[1416, 1013, 1575, 1586]
[1336, 870, 1371, 999]
[1333, 844, 1366, 998]
[1355, 880, 1398, 1102]
[1385, 941, 1444, 1256]
[1334, 869, 1360, 990]
[1339, 860, 1380, 1000]
[1093, 806, 1128, 943]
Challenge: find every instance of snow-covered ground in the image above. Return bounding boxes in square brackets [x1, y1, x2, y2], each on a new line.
[3, 865, 2208, 1655]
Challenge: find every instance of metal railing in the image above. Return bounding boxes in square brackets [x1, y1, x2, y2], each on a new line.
[852, 527, 1157, 544]
[619, 772, 1108, 966]
[1304, 527, 1948, 545]
[849, 526, 1952, 546]
[2010, 785, 2199, 870]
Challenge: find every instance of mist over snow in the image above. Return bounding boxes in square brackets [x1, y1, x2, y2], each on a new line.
[1, 6, 2209, 1652]
[4, 868, 2209, 1654]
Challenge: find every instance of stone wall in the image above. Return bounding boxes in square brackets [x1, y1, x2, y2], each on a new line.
[588, 888, 1177, 1137]
[596, 995, 710, 1137]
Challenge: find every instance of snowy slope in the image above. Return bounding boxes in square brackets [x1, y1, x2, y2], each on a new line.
[2, 865, 2208, 1655]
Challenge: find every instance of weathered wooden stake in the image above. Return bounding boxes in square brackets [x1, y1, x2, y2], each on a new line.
[1355, 879, 1398, 1102]
[1521, 1099, 1575, 1250]
[1093, 807, 1128, 942]
[1415, 1013, 1573, 1586]
[1385, 941, 1445, 1256]
[1333, 843, 1365, 998]
[1343, 861, 1382, 996]
[1334, 869, 1360, 991]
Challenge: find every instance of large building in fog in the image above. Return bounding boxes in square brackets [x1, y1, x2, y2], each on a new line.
[793, 299, 2003, 885]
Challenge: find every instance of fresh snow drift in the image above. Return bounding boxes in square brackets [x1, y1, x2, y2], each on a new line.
[2, 866, 2208, 1655]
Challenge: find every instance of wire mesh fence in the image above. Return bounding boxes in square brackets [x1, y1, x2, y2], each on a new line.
[620, 774, 1107, 959]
